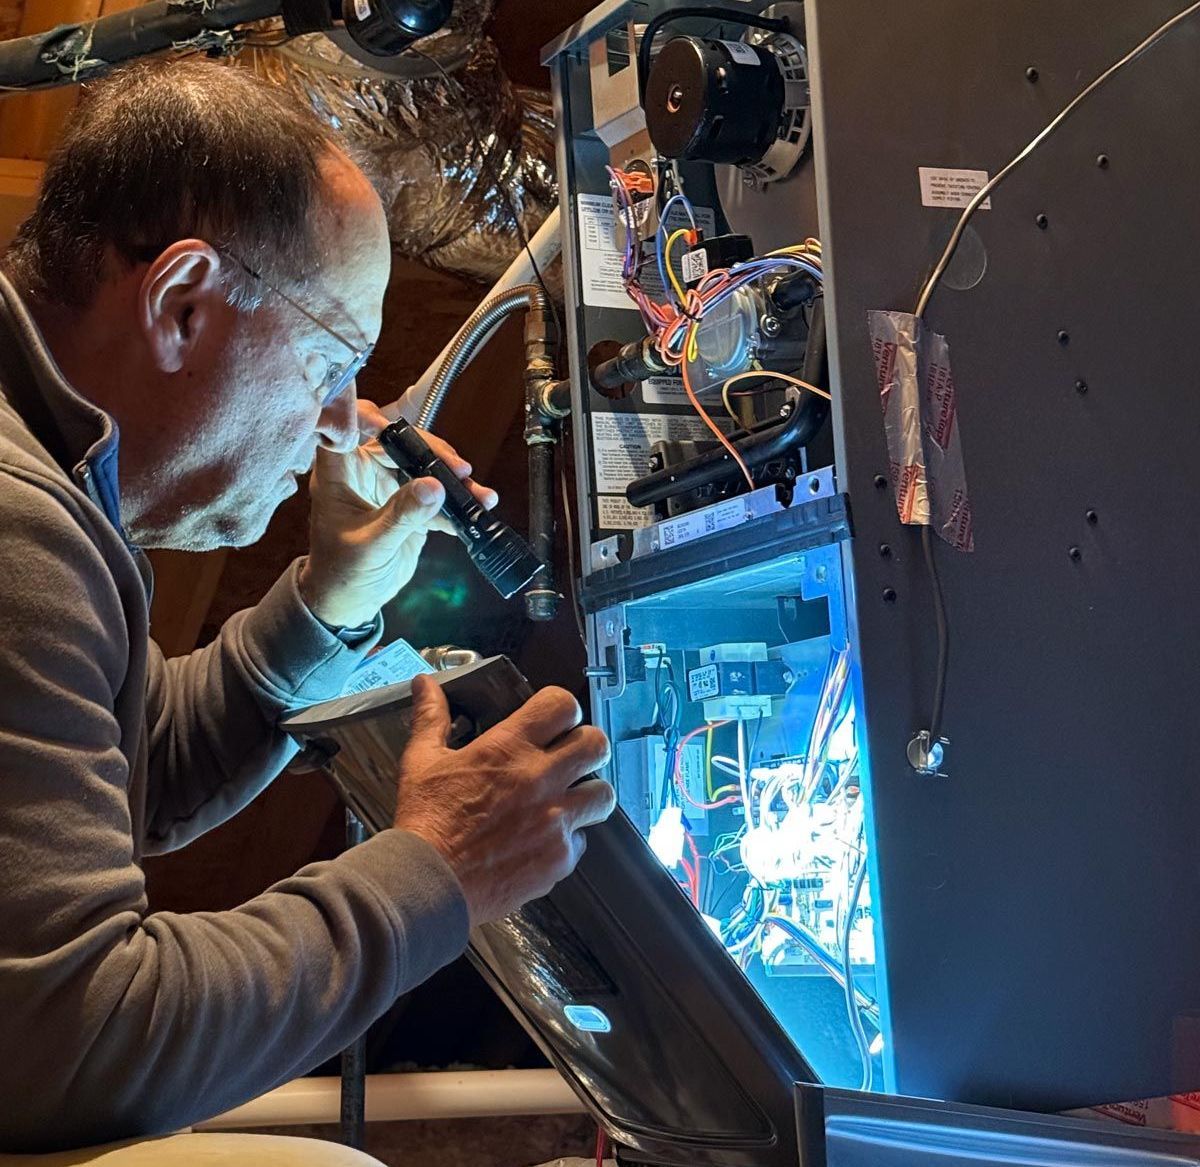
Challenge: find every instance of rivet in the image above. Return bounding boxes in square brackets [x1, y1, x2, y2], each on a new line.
[1075, 378, 1089, 394]
[882, 587, 897, 603]
[1057, 330, 1070, 346]
[1096, 153, 1110, 169]
[1068, 546, 1082, 562]
[1036, 213, 1049, 229]
[873, 474, 888, 490]
[879, 544, 892, 558]
[1026, 67, 1039, 82]
[1086, 510, 1098, 525]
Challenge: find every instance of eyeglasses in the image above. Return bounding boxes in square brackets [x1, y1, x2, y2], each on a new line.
[232, 257, 374, 407]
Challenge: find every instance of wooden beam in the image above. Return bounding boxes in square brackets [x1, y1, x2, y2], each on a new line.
[0, 157, 42, 247]
[0, 0, 103, 160]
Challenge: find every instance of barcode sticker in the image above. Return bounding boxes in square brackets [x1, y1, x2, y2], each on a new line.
[720, 39, 760, 65]
[681, 248, 709, 283]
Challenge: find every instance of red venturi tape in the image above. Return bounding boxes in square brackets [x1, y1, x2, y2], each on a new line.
[868, 309, 975, 552]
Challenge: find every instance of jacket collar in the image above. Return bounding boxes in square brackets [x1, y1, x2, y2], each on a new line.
[0, 271, 126, 536]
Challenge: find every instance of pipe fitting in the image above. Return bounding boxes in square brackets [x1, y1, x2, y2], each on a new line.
[416, 283, 549, 430]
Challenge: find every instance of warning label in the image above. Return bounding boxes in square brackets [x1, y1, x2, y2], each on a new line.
[918, 166, 992, 210]
[590, 411, 733, 494]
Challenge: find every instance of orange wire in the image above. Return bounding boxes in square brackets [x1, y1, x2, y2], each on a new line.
[685, 833, 703, 908]
[680, 323, 756, 492]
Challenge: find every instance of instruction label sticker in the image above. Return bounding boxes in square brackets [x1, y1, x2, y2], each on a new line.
[590, 410, 734, 494]
[576, 193, 716, 310]
[918, 167, 992, 210]
[597, 495, 653, 530]
[640, 375, 687, 406]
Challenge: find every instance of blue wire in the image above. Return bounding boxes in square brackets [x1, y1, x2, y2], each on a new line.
[657, 193, 698, 307]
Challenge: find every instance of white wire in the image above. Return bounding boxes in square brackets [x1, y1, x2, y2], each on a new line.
[915, 0, 1200, 319]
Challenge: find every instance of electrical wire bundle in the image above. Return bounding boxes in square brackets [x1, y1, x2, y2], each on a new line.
[605, 166, 825, 489]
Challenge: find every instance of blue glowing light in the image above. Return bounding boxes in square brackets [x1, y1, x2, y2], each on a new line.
[564, 1004, 612, 1034]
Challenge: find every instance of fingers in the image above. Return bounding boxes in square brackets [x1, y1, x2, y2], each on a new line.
[408, 674, 452, 748]
[562, 777, 616, 830]
[381, 477, 445, 534]
[546, 723, 611, 775]
[415, 427, 499, 511]
[356, 399, 390, 443]
[418, 427, 472, 478]
[492, 686, 584, 750]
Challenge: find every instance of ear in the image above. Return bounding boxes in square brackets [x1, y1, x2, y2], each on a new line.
[136, 240, 227, 374]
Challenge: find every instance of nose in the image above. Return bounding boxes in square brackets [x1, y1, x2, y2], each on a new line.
[316, 381, 359, 455]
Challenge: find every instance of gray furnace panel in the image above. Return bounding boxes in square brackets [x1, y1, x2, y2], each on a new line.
[811, 0, 1200, 1109]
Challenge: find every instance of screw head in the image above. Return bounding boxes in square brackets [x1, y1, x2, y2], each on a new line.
[807, 476, 822, 495]
[1026, 66, 1039, 82]
[1097, 153, 1110, 168]
[874, 474, 888, 490]
[1086, 509, 1099, 525]
[882, 587, 897, 603]
[1068, 546, 1082, 562]
[760, 315, 782, 338]
[1075, 378, 1089, 394]
[1036, 213, 1049, 229]
[879, 543, 892, 558]
[1058, 330, 1070, 346]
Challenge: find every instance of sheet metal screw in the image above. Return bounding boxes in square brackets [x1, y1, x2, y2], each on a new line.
[1068, 546, 1082, 562]
[760, 315, 782, 338]
[874, 474, 888, 490]
[1086, 509, 1099, 525]
[1026, 67, 1039, 82]
[1097, 153, 1110, 169]
[1036, 213, 1049, 229]
[879, 543, 892, 558]
[1058, 330, 1070, 345]
[1075, 378, 1089, 394]
[882, 587, 897, 603]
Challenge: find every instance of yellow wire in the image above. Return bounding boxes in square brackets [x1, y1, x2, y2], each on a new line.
[664, 228, 693, 305]
[721, 369, 832, 423]
[711, 785, 740, 799]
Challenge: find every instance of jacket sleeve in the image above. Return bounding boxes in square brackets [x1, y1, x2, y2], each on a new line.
[142, 558, 382, 854]
[0, 471, 469, 1154]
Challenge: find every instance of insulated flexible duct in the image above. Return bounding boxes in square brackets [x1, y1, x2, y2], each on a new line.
[247, 31, 556, 283]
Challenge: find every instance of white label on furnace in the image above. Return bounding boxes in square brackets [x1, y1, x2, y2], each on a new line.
[918, 167, 992, 210]
[352, 0, 371, 20]
[576, 193, 716, 310]
[658, 496, 749, 551]
[720, 39, 760, 65]
[640, 376, 687, 406]
[597, 495, 653, 530]
[590, 410, 734, 494]
[681, 247, 709, 283]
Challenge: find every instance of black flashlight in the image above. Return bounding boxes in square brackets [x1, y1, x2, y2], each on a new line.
[379, 418, 543, 601]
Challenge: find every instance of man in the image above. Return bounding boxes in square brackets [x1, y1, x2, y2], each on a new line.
[0, 57, 613, 1160]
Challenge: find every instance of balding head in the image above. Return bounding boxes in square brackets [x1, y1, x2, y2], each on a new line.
[5, 57, 345, 309]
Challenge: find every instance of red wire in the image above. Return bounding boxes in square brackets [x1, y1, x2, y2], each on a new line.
[673, 722, 741, 809]
[596, 1127, 609, 1167]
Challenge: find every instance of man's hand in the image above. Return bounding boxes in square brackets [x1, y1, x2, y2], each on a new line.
[394, 675, 615, 927]
[299, 401, 498, 630]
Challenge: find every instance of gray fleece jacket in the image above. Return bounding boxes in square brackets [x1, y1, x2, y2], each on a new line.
[0, 273, 470, 1153]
